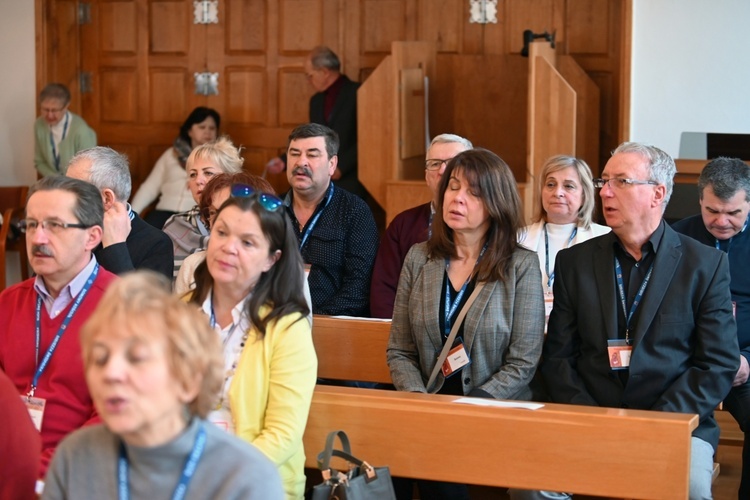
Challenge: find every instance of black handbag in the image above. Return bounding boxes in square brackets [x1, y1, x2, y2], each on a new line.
[311, 430, 396, 500]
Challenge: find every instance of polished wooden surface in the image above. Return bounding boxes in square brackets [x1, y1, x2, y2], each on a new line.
[0, 187, 29, 292]
[304, 386, 697, 499]
[312, 315, 392, 384]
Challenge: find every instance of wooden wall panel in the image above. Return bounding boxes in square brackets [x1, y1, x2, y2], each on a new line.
[225, 68, 266, 125]
[149, 1, 190, 54]
[100, 2, 137, 54]
[226, 0, 266, 53]
[417, 0, 462, 53]
[361, 0, 407, 54]
[277, 69, 311, 126]
[48, 0, 81, 108]
[149, 70, 188, 122]
[100, 69, 137, 122]
[566, 0, 609, 55]
[505, 0, 560, 54]
[279, 0, 323, 53]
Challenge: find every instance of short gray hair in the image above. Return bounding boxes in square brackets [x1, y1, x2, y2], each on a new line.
[698, 157, 750, 201]
[29, 176, 104, 228]
[612, 142, 676, 210]
[309, 46, 341, 72]
[69, 147, 132, 202]
[429, 134, 473, 150]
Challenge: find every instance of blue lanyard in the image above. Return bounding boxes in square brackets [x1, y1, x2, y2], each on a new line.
[443, 243, 487, 336]
[543, 223, 577, 289]
[714, 217, 749, 256]
[30, 263, 99, 398]
[118, 424, 207, 500]
[298, 184, 334, 251]
[614, 256, 653, 343]
[49, 112, 70, 172]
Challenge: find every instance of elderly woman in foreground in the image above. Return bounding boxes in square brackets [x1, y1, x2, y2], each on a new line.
[42, 272, 284, 500]
[387, 148, 545, 499]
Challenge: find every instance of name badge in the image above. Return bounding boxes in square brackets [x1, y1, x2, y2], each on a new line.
[607, 339, 632, 370]
[441, 338, 471, 378]
[22, 396, 46, 432]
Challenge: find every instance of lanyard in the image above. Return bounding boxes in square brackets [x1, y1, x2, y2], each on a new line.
[714, 217, 749, 256]
[49, 112, 70, 172]
[427, 210, 434, 240]
[444, 243, 487, 336]
[298, 184, 334, 251]
[30, 263, 99, 398]
[543, 223, 577, 289]
[118, 424, 206, 500]
[614, 256, 653, 343]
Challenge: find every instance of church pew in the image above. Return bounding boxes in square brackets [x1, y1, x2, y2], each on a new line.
[303, 386, 697, 499]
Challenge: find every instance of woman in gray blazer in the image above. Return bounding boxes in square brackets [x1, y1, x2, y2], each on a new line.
[386, 148, 545, 499]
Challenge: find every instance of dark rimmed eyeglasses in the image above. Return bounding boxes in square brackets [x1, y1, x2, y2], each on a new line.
[425, 159, 452, 171]
[230, 184, 284, 212]
[19, 219, 91, 234]
[592, 178, 659, 189]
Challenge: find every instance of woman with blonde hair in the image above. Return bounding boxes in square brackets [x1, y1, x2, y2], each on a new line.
[518, 155, 610, 327]
[42, 272, 284, 499]
[163, 136, 243, 278]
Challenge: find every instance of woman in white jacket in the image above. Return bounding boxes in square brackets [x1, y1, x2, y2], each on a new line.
[518, 155, 610, 327]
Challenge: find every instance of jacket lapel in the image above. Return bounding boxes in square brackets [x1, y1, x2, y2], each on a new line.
[631, 226, 681, 345]
[462, 280, 495, 353]
[422, 257, 446, 351]
[594, 235, 618, 342]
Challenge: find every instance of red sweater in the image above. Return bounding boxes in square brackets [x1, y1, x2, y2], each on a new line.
[0, 369, 40, 498]
[0, 269, 117, 478]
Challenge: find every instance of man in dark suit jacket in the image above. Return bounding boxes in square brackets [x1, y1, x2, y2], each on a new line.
[510, 143, 740, 500]
[66, 147, 174, 279]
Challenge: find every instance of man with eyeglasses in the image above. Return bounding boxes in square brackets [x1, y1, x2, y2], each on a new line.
[370, 134, 473, 318]
[0, 176, 117, 486]
[511, 143, 739, 500]
[34, 83, 96, 178]
[672, 157, 750, 498]
[66, 147, 174, 280]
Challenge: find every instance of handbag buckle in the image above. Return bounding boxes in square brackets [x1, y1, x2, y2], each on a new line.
[362, 461, 379, 483]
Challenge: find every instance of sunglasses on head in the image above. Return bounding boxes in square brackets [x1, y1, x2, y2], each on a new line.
[230, 184, 284, 212]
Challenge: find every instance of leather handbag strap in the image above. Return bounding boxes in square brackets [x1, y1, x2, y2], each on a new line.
[317, 430, 353, 470]
[425, 281, 485, 393]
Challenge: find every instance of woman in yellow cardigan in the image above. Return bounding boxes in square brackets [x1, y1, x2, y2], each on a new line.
[187, 185, 317, 500]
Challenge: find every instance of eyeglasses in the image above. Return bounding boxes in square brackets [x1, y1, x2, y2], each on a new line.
[593, 178, 659, 189]
[425, 159, 452, 171]
[230, 184, 284, 212]
[19, 219, 91, 234]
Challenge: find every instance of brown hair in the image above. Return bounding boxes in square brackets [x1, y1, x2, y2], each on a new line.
[199, 172, 275, 227]
[81, 272, 223, 418]
[428, 148, 523, 282]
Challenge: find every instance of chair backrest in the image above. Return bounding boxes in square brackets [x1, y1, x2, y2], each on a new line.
[0, 185, 29, 213]
[0, 185, 30, 292]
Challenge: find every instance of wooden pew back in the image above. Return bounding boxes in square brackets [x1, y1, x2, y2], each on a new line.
[312, 315, 392, 384]
[304, 386, 698, 499]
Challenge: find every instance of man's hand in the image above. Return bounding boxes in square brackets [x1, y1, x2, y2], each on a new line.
[733, 355, 750, 387]
[102, 201, 132, 248]
[265, 157, 286, 175]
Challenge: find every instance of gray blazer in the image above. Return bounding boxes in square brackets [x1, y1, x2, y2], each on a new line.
[386, 242, 545, 399]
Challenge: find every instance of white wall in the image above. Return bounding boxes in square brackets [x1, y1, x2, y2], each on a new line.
[631, 0, 750, 156]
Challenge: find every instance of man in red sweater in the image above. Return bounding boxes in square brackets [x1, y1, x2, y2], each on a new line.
[0, 175, 117, 486]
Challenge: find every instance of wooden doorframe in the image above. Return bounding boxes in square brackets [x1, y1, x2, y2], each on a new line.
[618, 0, 633, 144]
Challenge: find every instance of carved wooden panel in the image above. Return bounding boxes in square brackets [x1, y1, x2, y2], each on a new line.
[566, 0, 609, 55]
[49, 0, 81, 105]
[225, 68, 266, 125]
[277, 69, 313, 127]
[361, 0, 407, 54]
[226, 0, 266, 53]
[150, 0, 190, 54]
[417, 0, 462, 53]
[100, 1, 137, 54]
[279, 0, 323, 53]
[149, 70, 188, 122]
[100, 69, 137, 122]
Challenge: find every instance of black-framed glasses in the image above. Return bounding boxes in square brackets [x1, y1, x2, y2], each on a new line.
[593, 178, 659, 189]
[19, 219, 91, 234]
[425, 159, 452, 171]
[230, 184, 284, 212]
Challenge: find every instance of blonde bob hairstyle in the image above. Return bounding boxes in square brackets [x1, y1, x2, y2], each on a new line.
[80, 271, 223, 419]
[186, 135, 244, 175]
[532, 155, 596, 229]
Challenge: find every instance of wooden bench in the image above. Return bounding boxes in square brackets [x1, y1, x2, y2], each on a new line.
[311, 315, 392, 384]
[303, 386, 697, 499]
